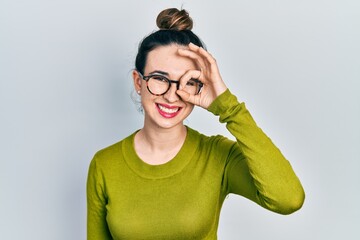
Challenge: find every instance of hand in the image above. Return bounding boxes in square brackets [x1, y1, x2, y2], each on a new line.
[176, 43, 228, 109]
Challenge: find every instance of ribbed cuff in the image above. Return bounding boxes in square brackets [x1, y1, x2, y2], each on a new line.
[207, 89, 239, 116]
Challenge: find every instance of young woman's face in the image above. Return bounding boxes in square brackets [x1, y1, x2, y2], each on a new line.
[133, 44, 198, 130]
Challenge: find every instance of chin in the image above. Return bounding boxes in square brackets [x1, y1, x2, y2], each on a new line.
[143, 101, 194, 129]
[146, 110, 192, 130]
[154, 114, 187, 129]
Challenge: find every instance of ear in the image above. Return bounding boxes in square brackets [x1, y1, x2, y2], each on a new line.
[132, 70, 142, 93]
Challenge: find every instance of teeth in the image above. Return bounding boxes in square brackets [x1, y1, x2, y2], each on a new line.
[158, 104, 179, 113]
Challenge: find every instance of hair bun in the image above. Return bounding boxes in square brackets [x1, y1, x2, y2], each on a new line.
[156, 8, 193, 31]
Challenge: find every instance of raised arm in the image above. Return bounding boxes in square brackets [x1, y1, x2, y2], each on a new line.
[209, 90, 305, 214]
[177, 43, 305, 214]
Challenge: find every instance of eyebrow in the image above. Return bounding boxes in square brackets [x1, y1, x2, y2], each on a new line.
[148, 70, 169, 76]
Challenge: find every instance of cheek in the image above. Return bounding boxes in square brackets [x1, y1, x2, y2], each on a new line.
[140, 92, 157, 108]
[140, 95, 151, 107]
[140, 82, 147, 92]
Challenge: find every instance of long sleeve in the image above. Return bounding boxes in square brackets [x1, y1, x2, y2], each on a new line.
[208, 89, 305, 215]
[86, 155, 113, 240]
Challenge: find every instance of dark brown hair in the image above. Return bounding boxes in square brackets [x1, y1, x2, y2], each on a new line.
[156, 8, 193, 31]
[135, 8, 205, 74]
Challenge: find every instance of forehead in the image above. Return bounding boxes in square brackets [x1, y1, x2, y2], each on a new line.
[145, 44, 197, 78]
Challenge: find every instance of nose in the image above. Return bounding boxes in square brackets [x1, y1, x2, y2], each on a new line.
[163, 81, 180, 102]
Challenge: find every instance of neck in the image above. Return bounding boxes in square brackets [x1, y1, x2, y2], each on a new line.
[138, 123, 187, 152]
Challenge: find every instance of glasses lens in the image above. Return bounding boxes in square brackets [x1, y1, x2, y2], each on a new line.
[148, 76, 170, 95]
[147, 75, 202, 95]
[182, 79, 202, 95]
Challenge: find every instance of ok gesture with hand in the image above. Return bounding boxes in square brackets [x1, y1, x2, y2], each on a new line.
[176, 43, 228, 109]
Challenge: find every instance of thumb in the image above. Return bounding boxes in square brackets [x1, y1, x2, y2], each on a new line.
[176, 90, 198, 105]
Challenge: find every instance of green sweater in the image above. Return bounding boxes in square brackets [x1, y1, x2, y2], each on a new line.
[87, 90, 305, 240]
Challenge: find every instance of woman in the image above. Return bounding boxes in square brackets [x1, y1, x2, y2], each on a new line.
[87, 8, 305, 240]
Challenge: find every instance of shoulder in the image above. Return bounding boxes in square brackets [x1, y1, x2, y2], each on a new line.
[187, 126, 237, 156]
[91, 131, 137, 168]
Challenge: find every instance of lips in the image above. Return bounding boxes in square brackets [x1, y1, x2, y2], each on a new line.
[156, 103, 182, 118]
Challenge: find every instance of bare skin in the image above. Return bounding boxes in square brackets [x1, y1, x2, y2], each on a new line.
[134, 126, 187, 165]
[132, 43, 227, 165]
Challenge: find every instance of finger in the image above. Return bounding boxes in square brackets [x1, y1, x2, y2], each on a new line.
[189, 43, 218, 72]
[178, 69, 202, 89]
[178, 48, 207, 70]
[176, 89, 200, 105]
[197, 46, 217, 65]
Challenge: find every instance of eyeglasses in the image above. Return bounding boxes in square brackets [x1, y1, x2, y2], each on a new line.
[138, 72, 203, 96]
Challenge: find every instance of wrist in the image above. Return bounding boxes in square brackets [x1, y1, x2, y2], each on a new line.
[207, 89, 236, 115]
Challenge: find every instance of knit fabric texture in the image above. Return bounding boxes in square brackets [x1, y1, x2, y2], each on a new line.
[87, 89, 305, 239]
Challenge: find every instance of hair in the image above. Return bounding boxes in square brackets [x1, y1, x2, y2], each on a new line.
[134, 8, 206, 74]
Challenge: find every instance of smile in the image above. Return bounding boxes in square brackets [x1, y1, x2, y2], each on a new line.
[156, 103, 181, 118]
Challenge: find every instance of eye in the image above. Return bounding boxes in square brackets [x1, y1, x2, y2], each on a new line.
[186, 79, 197, 86]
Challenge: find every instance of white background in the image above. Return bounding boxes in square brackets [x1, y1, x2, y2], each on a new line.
[1, 0, 359, 239]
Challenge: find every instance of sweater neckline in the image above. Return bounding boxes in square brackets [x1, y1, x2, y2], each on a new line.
[122, 126, 199, 179]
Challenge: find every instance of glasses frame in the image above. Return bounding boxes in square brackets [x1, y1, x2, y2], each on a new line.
[138, 71, 203, 96]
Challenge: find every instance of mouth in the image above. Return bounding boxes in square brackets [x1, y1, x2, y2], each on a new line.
[156, 103, 182, 118]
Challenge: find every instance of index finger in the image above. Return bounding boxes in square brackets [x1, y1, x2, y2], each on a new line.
[188, 43, 220, 76]
[177, 47, 207, 70]
[188, 43, 217, 66]
[178, 69, 202, 89]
